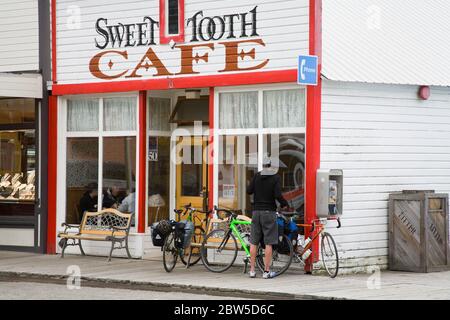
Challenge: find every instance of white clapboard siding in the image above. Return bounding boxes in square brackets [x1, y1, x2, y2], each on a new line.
[55, 0, 309, 84]
[321, 80, 450, 272]
[0, 0, 39, 72]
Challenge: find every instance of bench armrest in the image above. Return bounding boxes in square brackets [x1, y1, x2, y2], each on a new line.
[61, 223, 80, 233]
[62, 223, 80, 228]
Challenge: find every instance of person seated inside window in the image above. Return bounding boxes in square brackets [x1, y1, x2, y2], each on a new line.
[118, 188, 135, 214]
[118, 188, 135, 226]
[79, 182, 98, 216]
[103, 186, 120, 209]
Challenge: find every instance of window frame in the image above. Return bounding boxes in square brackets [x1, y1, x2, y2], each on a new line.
[145, 94, 173, 231]
[0, 98, 38, 229]
[214, 84, 307, 207]
[58, 94, 140, 234]
[159, 0, 185, 44]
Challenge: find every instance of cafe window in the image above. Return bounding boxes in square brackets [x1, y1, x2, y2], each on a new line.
[160, 0, 185, 44]
[217, 88, 306, 215]
[147, 97, 171, 226]
[0, 99, 36, 220]
[168, 0, 179, 35]
[65, 97, 138, 225]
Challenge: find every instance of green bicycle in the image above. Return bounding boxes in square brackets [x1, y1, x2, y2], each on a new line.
[200, 206, 293, 276]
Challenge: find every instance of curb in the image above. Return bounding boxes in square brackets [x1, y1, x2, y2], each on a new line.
[0, 271, 346, 300]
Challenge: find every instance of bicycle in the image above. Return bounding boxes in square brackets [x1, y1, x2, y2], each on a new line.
[162, 203, 211, 272]
[278, 211, 341, 278]
[200, 206, 293, 277]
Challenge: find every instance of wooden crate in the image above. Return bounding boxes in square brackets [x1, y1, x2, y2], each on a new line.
[389, 191, 450, 272]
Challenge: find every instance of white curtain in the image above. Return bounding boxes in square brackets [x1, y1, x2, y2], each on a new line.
[219, 92, 258, 129]
[149, 97, 171, 131]
[67, 99, 99, 131]
[103, 97, 136, 131]
[263, 90, 305, 128]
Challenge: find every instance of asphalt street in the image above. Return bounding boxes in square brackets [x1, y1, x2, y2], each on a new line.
[0, 281, 249, 300]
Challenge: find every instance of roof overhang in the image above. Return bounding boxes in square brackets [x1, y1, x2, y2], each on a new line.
[0, 73, 42, 99]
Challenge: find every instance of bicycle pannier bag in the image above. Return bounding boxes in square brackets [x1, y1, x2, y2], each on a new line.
[182, 221, 194, 249]
[174, 222, 186, 249]
[151, 223, 165, 247]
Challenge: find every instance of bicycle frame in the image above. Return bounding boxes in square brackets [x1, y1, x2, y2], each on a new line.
[296, 220, 324, 256]
[229, 219, 252, 256]
[176, 206, 211, 230]
[295, 217, 340, 261]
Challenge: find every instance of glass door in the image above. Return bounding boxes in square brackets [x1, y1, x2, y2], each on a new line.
[175, 136, 208, 212]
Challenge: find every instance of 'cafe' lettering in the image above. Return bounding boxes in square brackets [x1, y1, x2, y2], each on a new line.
[89, 6, 270, 80]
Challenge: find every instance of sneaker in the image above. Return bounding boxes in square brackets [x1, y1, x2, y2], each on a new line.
[249, 271, 256, 278]
[262, 271, 277, 279]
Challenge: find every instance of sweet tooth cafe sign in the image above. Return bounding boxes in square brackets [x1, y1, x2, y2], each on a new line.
[90, 6, 270, 80]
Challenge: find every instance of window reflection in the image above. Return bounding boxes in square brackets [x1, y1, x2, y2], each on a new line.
[66, 138, 99, 224]
[102, 137, 136, 213]
[264, 134, 305, 214]
[218, 135, 258, 215]
[0, 98, 36, 218]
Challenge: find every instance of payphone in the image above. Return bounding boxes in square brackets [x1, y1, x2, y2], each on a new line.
[316, 169, 343, 218]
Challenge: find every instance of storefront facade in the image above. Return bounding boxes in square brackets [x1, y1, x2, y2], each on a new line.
[0, 0, 50, 252]
[43, 0, 450, 273]
[47, 0, 321, 263]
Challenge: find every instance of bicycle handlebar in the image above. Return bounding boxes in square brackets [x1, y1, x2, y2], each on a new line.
[213, 206, 238, 218]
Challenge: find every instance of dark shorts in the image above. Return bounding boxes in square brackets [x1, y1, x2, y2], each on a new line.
[250, 210, 278, 246]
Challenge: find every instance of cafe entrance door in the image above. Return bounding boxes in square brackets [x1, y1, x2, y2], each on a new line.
[175, 136, 209, 212]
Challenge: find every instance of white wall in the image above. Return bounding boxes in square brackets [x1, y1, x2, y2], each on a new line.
[0, 0, 39, 72]
[321, 80, 450, 273]
[0, 72, 42, 98]
[55, 0, 309, 84]
[0, 228, 34, 246]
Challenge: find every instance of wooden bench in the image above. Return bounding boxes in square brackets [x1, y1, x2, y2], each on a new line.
[58, 209, 133, 262]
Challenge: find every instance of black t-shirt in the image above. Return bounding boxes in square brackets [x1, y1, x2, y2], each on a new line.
[79, 192, 97, 214]
[247, 169, 288, 211]
[103, 190, 119, 208]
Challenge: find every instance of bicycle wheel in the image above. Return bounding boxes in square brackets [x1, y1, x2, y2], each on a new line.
[162, 232, 178, 273]
[200, 229, 238, 273]
[180, 226, 204, 267]
[256, 234, 293, 277]
[321, 232, 339, 278]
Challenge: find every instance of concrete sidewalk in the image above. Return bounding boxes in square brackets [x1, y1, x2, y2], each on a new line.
[0, 250, 449, 300]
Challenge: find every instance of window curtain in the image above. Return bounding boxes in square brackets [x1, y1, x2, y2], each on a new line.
[149, 97, 171, 131]
[67, 99, 99, 131]
[263, 90, 305, 128]
[219, 92, 258, 129]
[103, 97, 136, 131]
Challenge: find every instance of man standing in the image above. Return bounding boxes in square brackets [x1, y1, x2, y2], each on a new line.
[247, 157, 288, 279]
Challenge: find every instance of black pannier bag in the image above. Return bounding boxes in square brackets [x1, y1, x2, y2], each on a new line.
[174, 222, 186, 249]
[174, 221, 194, 249]
[151, 220, 173, 247]
[151, 223, 165, 247]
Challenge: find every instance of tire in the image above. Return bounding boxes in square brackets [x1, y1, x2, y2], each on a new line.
[321, 232, 339, 278]
[200, 229, 238, 273]
[256, 234, 293, 277]
[180, 226, 204, 267]
[162, 232, 178, 273]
